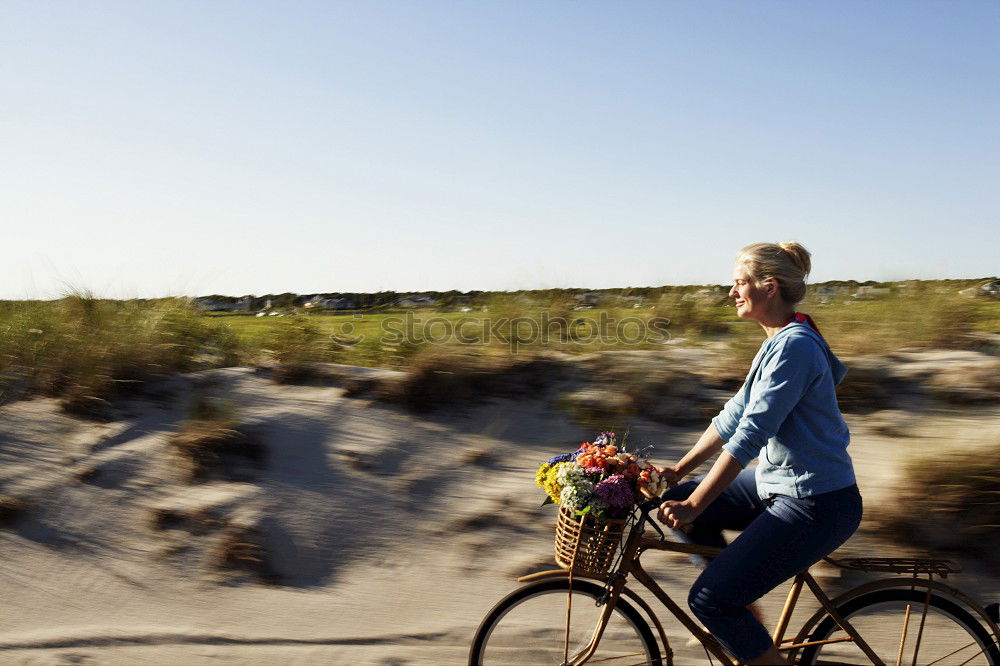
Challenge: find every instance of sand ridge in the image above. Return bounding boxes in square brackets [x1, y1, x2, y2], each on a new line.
[1, 361, 999, 665]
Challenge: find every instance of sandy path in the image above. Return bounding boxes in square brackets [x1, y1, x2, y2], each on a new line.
[1, 368, 998, 665]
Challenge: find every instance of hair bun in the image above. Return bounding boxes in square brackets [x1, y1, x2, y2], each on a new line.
[777, 241, 811, 276]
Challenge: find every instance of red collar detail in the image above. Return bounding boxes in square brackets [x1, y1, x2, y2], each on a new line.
[786, 311, 822, 336]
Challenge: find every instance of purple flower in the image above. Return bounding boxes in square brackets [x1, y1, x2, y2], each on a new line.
[548, 452, 579, 464]
[594, 474, 635, 510]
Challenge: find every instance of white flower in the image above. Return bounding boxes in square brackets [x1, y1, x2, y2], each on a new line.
[555, 461, 587, 486]
[559, 478, 596, 512]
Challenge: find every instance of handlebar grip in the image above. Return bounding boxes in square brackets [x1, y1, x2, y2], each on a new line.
[637, 495, 694, 535]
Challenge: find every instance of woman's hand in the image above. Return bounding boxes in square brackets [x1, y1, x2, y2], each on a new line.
[657, 499, 702, 529]
[657, 465, 682, 488]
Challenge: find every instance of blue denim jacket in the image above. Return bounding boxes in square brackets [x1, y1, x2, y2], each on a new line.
[712, 321, 856, 499]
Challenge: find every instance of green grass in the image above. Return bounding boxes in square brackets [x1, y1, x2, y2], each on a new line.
[2, 284, 997, 409]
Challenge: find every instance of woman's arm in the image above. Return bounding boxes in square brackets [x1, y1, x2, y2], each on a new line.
[658, 450, 743, 528]
[662, 422, 726, 483]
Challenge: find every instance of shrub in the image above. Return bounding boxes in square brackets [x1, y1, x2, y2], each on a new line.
[653, 292, 731, 340]
[889, 441, 1000, 560]
[0, 294, 242, 407]
[171, 421, 264, 482]
[815, 292, 980, 355]
[211, 523, 277, 583]
[374, 347, 567, 412]
[0, 494, 29, 527]
[170, 388, 263, 481]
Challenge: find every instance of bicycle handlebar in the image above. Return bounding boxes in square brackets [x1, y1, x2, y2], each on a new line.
[636, 494, 695, 536]
[638, 496, 663, 515]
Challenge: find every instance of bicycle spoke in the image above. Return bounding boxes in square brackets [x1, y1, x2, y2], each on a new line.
[471, 579, 660, 666]
[896, 604, 912, 666]
[799, 589, 997, 666]
[585, 653, 652, 664]
[923, 641, 987, 666]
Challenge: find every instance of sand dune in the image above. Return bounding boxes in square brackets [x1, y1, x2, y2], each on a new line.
[2, 357, 999, 665]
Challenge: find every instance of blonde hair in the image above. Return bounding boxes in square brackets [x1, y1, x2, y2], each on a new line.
[736, 241, 812, 304]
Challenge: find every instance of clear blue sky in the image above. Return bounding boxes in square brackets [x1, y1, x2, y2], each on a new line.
[2, 1, 997, 298]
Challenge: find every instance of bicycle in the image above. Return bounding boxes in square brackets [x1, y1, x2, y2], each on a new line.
[469, 496, 1000, 665]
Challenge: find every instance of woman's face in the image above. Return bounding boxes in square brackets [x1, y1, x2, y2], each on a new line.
[729, 264, 772, 321]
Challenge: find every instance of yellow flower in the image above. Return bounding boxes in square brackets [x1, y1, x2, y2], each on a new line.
[536, 463, 552, 489]
[542, 462, 567, 503]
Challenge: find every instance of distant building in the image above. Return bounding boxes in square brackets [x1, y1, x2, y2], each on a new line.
[397, 294, 437, 308]
[304, 296, 356, 310]
[960, 280, 1000, 299]
[852, 286, 892, 300]
[193, 297, 251, 312]
[618, 295, 644, 307]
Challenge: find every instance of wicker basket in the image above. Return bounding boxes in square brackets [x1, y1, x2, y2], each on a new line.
[554, 504, 627, 576]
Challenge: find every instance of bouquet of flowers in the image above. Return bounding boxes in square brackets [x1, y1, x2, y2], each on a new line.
[536, 431, 668, 521]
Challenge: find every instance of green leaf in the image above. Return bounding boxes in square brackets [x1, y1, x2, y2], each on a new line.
[576, 505, 592, 516]
[540, 496, 554, 507]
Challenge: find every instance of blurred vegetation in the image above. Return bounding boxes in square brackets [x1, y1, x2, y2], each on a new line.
[171, 381, 262, 482]
[371, 345, 568, 412]
[891, 441, 1000, 560]
[0, 494, 29, 527]
[1, 280, 997, 411]
[811, 291, 982, 355]
[0, 293, 240, 411]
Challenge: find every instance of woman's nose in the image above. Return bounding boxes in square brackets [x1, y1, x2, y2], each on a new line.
[728, 285, 738, 298]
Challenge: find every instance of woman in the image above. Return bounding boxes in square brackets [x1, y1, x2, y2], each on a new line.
[657, 241, 862, 665]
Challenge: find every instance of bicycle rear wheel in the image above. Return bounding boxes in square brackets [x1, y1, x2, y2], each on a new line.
[469, 578, 662, 666]
[798, 588, 999, 665]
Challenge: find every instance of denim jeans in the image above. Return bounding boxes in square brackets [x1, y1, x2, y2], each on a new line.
[661, 467, 863, 663]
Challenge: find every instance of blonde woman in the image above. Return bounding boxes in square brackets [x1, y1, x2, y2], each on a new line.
[657, 242, 862, 665]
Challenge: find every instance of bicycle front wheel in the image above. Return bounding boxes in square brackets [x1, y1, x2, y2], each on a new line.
[798, 588, 1000, 665]
[469, 578, 662, 666]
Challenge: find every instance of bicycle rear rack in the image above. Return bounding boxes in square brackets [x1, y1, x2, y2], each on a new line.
[825, 556, 961, 578]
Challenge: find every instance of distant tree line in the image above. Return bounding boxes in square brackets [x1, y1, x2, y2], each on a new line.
[191, 277, 998, 310]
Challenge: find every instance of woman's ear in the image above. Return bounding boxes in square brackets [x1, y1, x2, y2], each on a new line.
[764, 278, 777, 299]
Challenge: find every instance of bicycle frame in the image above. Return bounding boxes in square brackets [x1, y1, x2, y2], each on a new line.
[516, 513, 1000, 666]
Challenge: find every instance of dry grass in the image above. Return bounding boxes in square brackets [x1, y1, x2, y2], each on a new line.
[887, 441, 1000, 562]
[170, 388, 264, 481]
[1, 284, 995, 414]
[373, 347, 569, 412]
[653, 291, 731, 340]
[264, 317, 338, 384]
[0, 293, 240, 408]
[171, 421, 264, 482]
[0, 494, 29, 527]
[149, 507, 223, 534]
[211, 524, 277, 583]
[811, 291, 982, 355]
